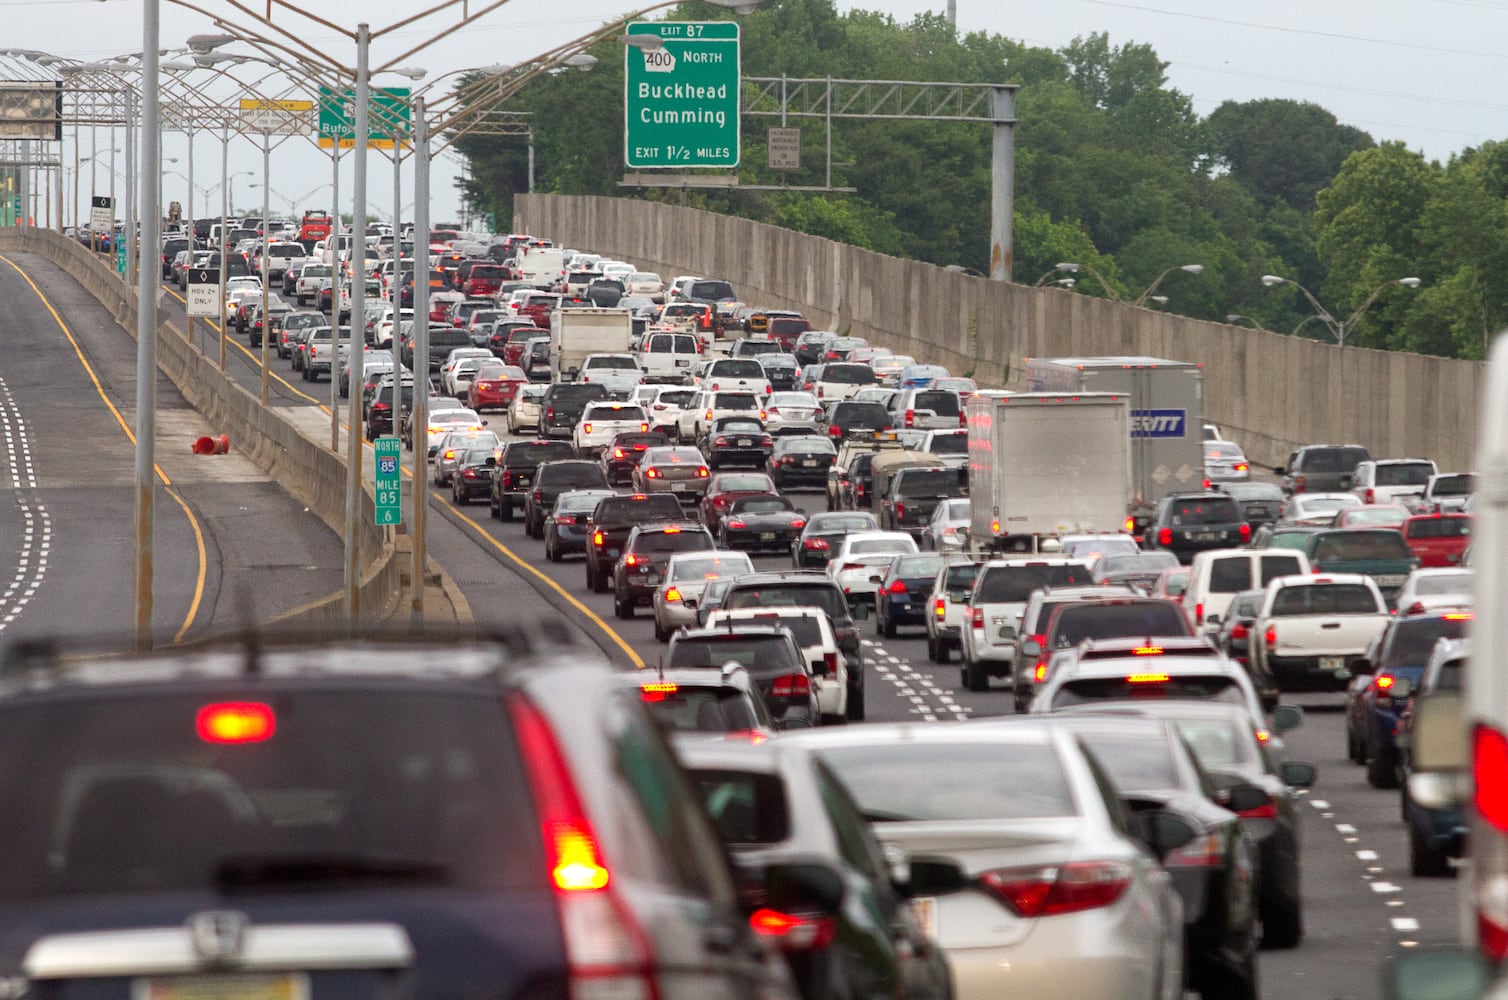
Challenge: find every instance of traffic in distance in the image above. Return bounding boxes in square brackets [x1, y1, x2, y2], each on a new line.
[32, 214, 1493, 1000]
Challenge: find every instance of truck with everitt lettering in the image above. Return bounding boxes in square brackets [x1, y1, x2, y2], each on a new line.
[1023, 356, 1206, 532]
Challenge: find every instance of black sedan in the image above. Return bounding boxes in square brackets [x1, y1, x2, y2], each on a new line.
[702, 416, 773, 469]
[718, 495, 809, 552]
[677, 739, 953, 1000]
[1058, 715, 1260, 1000]
[791, 511, 879, 568]
[767, 436, 838, 490]
[601, 430, 671, 484]
[542, 488, 617, 563]
[873, 552, 946, 638]
[449, 447, 496, 504]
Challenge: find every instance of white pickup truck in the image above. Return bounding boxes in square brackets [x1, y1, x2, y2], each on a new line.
[302, 329, 350, 383]
[1249, 573, 1392, 691]
[573, 401, 650, 456]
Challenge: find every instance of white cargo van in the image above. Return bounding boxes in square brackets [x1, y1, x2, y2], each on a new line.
[1184, 548, 1312, 633]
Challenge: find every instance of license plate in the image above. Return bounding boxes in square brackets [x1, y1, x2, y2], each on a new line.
[675, 359, 689, 366]
[1321, 656, 1346, 672]
[738, 438, 752, 446]
[673, 482, 689, 491]
[999, 625, 1014, 639]
[1195, 531, 1215, 542]
[760, 532, 776, 541]
[910, 896, 938, 940]
[1376, 575, 1406, 587]
[136, 974, 309, 1000]
[802, 459, 818, 467]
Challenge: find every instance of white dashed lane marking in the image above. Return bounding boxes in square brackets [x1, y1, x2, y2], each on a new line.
[1310, 795, 1418, 941]
[864, 637, 970, 721]
[0, 376, 49, 630]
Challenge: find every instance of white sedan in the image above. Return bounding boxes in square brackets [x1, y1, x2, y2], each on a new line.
[826, 530, 918, 606]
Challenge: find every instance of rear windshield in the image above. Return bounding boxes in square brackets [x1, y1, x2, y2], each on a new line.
[912, 391, 961, 417]
[505, 443, 574, 467]
[1381, 617, 1471, 670]
[927, 434, 968, 455]
[1376, 462, 1435, 487]
[585, 357, 639, 371]
[1077, 733, 1180, 793]
[715, 396, 760, 411]
[539, 463, 608, 488]
[548, 384, 610, 402]
[735, 342, 783, 356]
[711, 359, 766, 378]
[895, 469, 961, 497]
[0, 690, 542, 900]
[1406, 517, 1472, 539]
[1168, 498, 1244, 524]
[1049, 602, 1191, 647]
[691, 770, 789, 844]
[724, 613, 823, 646]
[816, 744, 1075, 821]
[730, 497, 794, 515]
[943, 563, 980, 593]
[1300, 447, 1370, 473]
[894, 555, 946, 579]
[636, 530, 715, 554]
[1053, 676, 1246, 709]
[690, 281, 735, 300]
[1208, 554, 1304, 593]
[767, 318, 810, 336]
[658, 390, 697, 406]
[648, 335, 699, 353]
[1270, 584, 1381, 615]
[666, 636, 799, 678]
[833, 403, 890, 425]
[723, 584, 845, 620]
[1433, 474, 1475, 496]
[821, 365, 878, 386]
[976, 563, 1094, 603]
[596, 497, 684, 523]
[1225, 483, 1284, 502]
[1310, 531, 1413, 562]
[1099, 552, 1179, 575]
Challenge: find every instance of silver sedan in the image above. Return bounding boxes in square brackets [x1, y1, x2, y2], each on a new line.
[652, 551, 755, 642]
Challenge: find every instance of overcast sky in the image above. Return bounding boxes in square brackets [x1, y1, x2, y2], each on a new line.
[6, 0, 1504, 226]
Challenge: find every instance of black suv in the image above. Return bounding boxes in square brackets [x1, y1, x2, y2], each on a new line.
[718, 572, 866, 721]
[539, 383, 611, 439]
[1277, 443, 1373, 495]
[490, 439, 576, 521]
[525, 459, 612, 538]
[613, 522, 717, 619]
[0, 629, 804, 1000]
[584, 493, 687, 593]
[1144, 492, 1251, 563]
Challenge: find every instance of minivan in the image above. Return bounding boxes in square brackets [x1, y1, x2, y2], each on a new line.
[1276, 444, 1373, 495]
[1184, 548, 1312, 633]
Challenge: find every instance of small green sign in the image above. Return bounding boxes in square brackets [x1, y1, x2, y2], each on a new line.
[317, 86, 411, 150]
[374, 436, 402, 526]
[115, 242, 126, 274]
[624, 21, 740, 169]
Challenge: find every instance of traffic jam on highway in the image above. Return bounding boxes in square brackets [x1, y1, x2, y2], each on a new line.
[52, 218, 1483, 1000]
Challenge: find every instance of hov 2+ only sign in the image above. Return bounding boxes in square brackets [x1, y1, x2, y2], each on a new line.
[624, 21, 740, 169]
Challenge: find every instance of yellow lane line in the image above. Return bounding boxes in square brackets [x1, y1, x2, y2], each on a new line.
[438, 496, 645, 670]
[0, 254, 206, 640]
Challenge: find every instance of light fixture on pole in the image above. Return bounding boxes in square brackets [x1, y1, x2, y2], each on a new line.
[1260, 273, 1421, 348]
[1132, 263, 1202, 307]
[1050, 260, 1119, 299]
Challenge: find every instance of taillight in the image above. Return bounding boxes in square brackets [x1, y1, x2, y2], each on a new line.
[904, 409, 915, 428]
[1364, 487, 1375, 504]
[1034, 663, 1048, 683]
[614, 448, 626, 459]
[1264, 625, 1276, 648]
[790, 518, 806, 529]
[1230, 623, 1248, 641]
[970, 607, 983, 629]
[1195, 602, 1204, 626]
[978, 861, 1132, 917]
[1157, 527, 1173, 546]
[697, 466, 710, 478]
[771, 673, 811, 698]
[726, 519, 747, 530]
[624, 554, 639, 567]
[887, 579, 908, 594]
[646, 468, 661, 478]
[1163, 831, 1225, 868]
[714, 437, 730, 447]
[593, 531, 605, 546]
[750, 907, 836, 951]
[546, 406, 556, 420]
[895, 501, 906, 519]
[1295, 474, 1306, 492]
[823, 651, 839, 676]
[582, 423, 593, 434]
[501, 470, 514, 488]
[664, 586, 683, 603]
[934, 598, 946, 619]
[1238, 522, 1251, 542]
[828, 425, 842, 437]
[958, 411, 967, 428]
[556, 515, 577, 526]
[804, 538, 830, 551]
[1234, 796, 1277, 820]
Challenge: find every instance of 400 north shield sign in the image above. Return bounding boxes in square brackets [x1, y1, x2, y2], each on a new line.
[624, 21, 740, 169]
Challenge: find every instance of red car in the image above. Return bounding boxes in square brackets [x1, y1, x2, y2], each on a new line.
[467, 362, 529, 413]
[491, 324, 548, 367]
[519, 292, 562, 329]
[1401, 513, 1472, 567]
[463, 264, 508, 298]
[698, 471, 778, 534]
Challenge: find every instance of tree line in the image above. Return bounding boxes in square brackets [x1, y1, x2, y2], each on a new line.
[453, 0, 1505, 359]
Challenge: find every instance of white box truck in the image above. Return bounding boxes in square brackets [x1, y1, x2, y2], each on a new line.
[966, 391, 1132, 552]
[1024, 356, 1205, 530]
[551, 308, 633, 382]
[518, 246, 565, 290]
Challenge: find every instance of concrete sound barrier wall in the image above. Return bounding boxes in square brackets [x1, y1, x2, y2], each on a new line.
[0, 227, 400, 625]
[516, 194, 1483, 472]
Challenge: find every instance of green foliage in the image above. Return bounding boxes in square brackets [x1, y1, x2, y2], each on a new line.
[450, 0, 1500, 360]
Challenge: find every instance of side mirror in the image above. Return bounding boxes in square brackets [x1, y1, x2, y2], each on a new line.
[1385, 949, 1487, 1000]
[758, 859, 846, 916]
[1272, 466, 1286, 475]
[1273, 704, 1304, 733]
[1351, 657, 1373, 676]
[1220, 782, 1271, 814]
[869, 574, 884, 584]
[1020, 638, 1042, 658]
[1206, 613, 1221, 626]
[905, 858, 967, 898]
[1133, 808, 1199, 859]
[1280, 760, 1317, 789]
[484, 457, 497, 467]
[811, 658, 829, 677]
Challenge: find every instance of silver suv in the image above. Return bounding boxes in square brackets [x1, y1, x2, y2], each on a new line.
[958, 557, 1095, 692]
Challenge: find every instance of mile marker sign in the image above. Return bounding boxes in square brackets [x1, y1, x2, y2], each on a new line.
[624, 21, 740, 169]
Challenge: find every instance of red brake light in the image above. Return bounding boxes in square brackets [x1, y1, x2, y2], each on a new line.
[556, 515, 577, 526]
[1239, 522, 1251, 542]
[624, 554, 639, 567]
[646, 468, 661, 478]
[887, 579, 908, 594]
[1130, 646, 1164, 656]
[934, 598, 946, 618]
[664, 586, 683, 603]
[639, 681, 678, 702]
[979, 861, 1132, 917]
[196, 702, 275, 744]
[1230, 623, 1248, 641]
[1034, 663, 1048, 683]
[1375, 674, 1396, 692]
[697, 466, 710, 478]
[804, 538, 830, 551]
[1157, 527, 1173, 546]
[726, 519, 747, 530]
[771, 673, 811, 698]
[970, 607, 983, 629]
[593, 531, 606, 546]
[509, 692, 611, 892]
[750, 908, 836, 950]
[904, 409, 914, 428]
[1126, 672, 1170, 683]
[613, 448, 625, 459]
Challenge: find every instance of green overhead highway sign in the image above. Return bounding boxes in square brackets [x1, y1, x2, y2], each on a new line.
[374, 436, 401, 526]
[624, 21, 740, 169]
[317, 86, 411, 150]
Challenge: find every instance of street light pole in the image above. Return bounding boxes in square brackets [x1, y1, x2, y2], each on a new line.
[259, 128, 272, 403]
[1261, 273, 1421, 348]
[1132, 263, 1203, 307]
[329, 140, 341, 452]
[410, 94, 429, 622]
[343, 21, 371, 623]
[133, 0, 160, 650]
